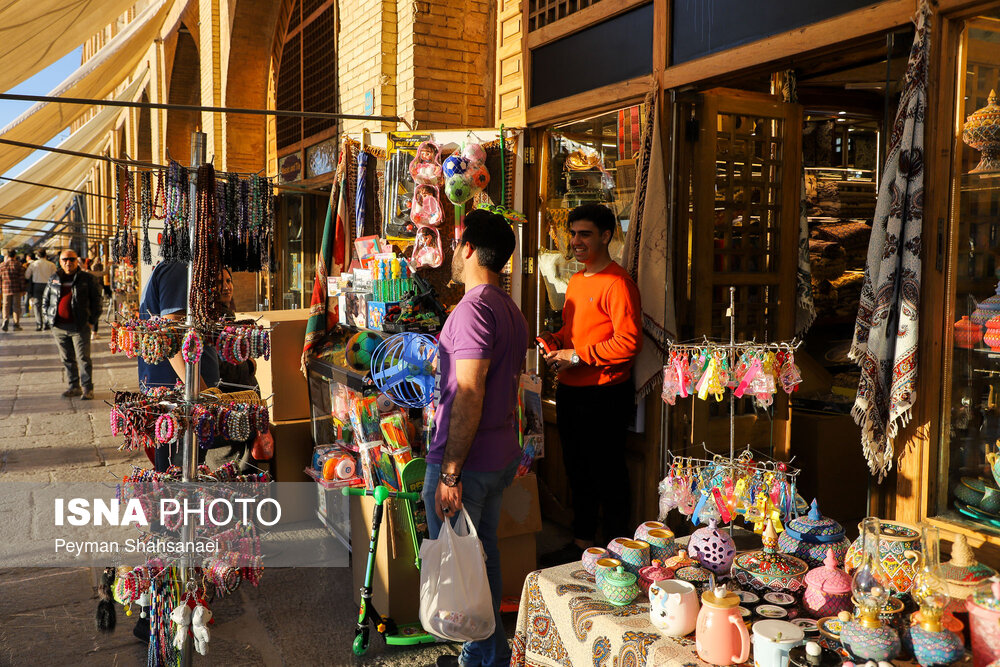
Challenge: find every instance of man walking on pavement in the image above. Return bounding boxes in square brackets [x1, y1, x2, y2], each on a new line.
[1, 249, 26, 331]
[25, 249, 56, 331]
[423, 209, 528, 667]
[42, 250, 102, 399]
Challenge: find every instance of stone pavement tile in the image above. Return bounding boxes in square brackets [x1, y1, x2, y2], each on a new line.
[0, 421, 28, 439]
[11, 398, 79, 416]
[2, 446, 103, 474]
[26, 413, 95, 437]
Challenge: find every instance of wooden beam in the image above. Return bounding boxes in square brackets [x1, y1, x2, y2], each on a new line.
[660, 0, 916, 90]
[525, 0, 651, 50]
[525, 74, 655, 126]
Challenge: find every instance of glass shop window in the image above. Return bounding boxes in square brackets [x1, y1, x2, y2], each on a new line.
[535, 105, 642, 399]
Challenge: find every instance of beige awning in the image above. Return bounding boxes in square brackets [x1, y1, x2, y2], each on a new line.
[0, 0, 141, 93]
[0, 74, 146, 220]
[0, 0, 167, 175]
[2, 190, 76, 247]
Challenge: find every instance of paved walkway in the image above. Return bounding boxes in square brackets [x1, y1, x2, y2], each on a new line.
[0, 327, 463, 666]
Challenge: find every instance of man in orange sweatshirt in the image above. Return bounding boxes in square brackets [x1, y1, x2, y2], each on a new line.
[542, 203, 642, 563]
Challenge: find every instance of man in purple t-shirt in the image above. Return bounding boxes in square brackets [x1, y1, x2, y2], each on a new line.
[423, 209, 528, 667]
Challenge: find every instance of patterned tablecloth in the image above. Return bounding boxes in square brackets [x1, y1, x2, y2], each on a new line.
[511, 563, 721, 667]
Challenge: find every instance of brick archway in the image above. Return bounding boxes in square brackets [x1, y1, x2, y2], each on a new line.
[223, 0, 283, 173]
[164, 26, 200, 165]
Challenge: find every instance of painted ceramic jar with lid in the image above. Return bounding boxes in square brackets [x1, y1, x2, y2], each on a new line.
[956, 315, 984, 349]
[778, 499, 851, 568]
[688, 517, 737, 575]
[696, 586, 751, 665]
[844, 520, 922, 596]
[803, 548, 853, 619]
[986, 315, 1000, 351]
[600, 565, 640, 606]
[967, 580, 1000, 667]
[972, 282, 1000, 327]
[939, 533, 996, 602]
[638, 559, 674, 597]
[732, 520, 809, 593]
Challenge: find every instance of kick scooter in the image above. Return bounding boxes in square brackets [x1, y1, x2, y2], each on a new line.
[343, 485, 436, 656]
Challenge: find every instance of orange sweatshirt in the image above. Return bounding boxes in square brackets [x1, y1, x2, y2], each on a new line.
[552, 261, 642, 387]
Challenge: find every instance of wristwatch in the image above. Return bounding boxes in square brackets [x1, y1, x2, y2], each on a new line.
[570, 352, 581, 366]
[439, 471, 462, 487]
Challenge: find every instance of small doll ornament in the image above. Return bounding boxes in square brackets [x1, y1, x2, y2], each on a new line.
[409, 141, 442, 185]
[410, 184, 443, 226]
[171, 603, 192, 651]
[411, 226, 443, 269]
[191, 603, 213, 655]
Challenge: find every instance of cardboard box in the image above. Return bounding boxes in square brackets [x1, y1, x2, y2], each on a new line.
[238, 308, 311, 422]
[498, 473, 543, 538]
[271, 417, 316, 523]
[351, 495, 422, 625]
[499, 533, 538, 598]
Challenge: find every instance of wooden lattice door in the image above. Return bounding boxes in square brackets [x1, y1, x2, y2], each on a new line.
[684, 88, 802, 459]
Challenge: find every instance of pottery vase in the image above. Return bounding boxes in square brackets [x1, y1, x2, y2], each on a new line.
[645, 528, 678, 562]
[910, 625, 965, 667]
[687, 517, 737, 575]
[844, 520, 921, 596]
[581, 547, 608, 575]
[634, 521, 666, 543]
[840, 620, 902, 662]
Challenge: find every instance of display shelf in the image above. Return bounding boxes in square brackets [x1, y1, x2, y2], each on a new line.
[307, 357, 367, 391]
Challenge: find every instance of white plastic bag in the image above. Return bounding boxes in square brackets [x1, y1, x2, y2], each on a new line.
[418, 507, 496, 642]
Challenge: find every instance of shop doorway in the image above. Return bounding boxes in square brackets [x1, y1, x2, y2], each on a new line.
[272, 191, 328, 310]
[671, 33, 910, 527]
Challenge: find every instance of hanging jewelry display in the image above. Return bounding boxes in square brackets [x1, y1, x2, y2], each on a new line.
[190, 163, 220, 323]
[140, 171, 153, 265]
[113, 165, 135, 263]
[162, 160, 190, 262]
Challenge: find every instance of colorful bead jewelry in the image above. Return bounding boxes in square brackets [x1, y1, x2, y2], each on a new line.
[182, 329, 204, 364]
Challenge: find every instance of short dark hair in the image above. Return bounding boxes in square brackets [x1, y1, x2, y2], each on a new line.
[6, 249, 15, 259]
[568, 203, 616, 235]
[460, 209, 516, 274]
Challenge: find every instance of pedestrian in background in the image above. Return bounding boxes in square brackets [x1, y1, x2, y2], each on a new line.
[1, 249, 26, 332]
[42, 250, 102, 399]
[25, 250, 56, 331]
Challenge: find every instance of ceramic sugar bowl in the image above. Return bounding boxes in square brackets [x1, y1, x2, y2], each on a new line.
[731, 520, 809, 593]
[803, 549, 853, 619]
[956, 315, 985, 349]
[778, 499, 851, 568]
[601, 565, 640, 606]
[844, 520, 922, 596]
[638, 559, 674, 597]
[986, 315, 1000, 351]
[939, 534, 996, 602]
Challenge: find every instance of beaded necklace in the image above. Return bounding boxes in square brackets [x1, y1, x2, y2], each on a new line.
[140, 171, 152, 265]
[190, 163, 219, 323]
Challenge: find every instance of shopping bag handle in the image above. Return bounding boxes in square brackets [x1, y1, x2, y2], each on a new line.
[440, 506, 479, 541]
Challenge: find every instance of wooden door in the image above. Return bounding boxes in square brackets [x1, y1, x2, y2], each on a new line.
[682, 88, 803, 459]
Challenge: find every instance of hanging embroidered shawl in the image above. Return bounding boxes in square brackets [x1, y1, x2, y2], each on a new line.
[795, 173, 816, 335]
[624, 92, 676, 399]
[849, 4, 930, 482]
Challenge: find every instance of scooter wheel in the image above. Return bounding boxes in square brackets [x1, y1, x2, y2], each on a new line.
[353, 631, 369, 656]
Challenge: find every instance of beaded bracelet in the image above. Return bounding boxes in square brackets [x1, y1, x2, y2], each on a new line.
[110, 406, 125, 437]
[154, 413, 178, 444]
[182, 329, 204, 364]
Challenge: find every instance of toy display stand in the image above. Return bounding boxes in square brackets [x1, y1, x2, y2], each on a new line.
[665, 286, 803, 535]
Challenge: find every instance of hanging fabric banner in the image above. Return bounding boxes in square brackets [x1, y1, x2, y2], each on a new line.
[849, 2, 930, 482]
[624, 92, 676, 399]
[301, 143, 351, 372]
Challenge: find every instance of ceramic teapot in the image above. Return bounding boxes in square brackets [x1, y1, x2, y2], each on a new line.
[649, 579, 699, 637]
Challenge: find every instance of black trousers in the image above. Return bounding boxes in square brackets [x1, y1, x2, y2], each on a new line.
[556, 379, 633, 543]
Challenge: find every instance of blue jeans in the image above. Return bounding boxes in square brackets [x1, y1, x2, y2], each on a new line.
[423, 459, 517, 667]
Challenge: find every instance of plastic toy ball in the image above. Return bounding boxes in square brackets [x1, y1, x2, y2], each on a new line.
[345, 331, 381, 371]
[445, 175, 475, 205]
[468, 165, 490, 191]
[462, 143, 486, 166]
[442, 154, 470, 179]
